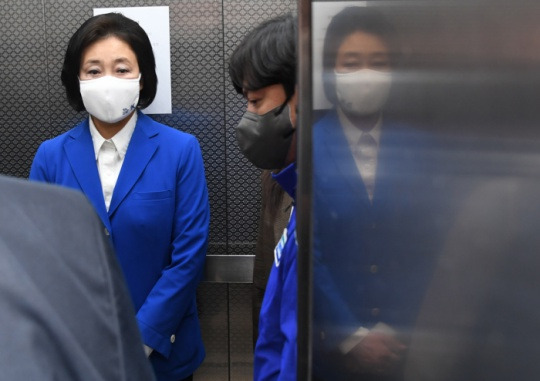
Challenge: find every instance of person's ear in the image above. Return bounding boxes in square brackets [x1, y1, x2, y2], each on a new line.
[288, 86, 299, 128]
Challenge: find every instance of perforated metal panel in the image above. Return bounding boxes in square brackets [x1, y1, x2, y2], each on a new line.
[0, 0, 50, 177]
[228, 283, 254, 380]
[0, 1, 295, 379]
[197, 283, 229, 380]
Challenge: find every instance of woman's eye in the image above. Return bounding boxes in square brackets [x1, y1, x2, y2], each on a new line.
[341, 61, 361, 70]
[87, 69, 100, 76]
[117, 68, 131, 74]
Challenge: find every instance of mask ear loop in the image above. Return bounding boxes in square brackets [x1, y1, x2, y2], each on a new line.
[274, 93, 293, 116]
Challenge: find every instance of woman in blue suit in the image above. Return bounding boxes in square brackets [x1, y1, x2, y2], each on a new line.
[312, 6, 439, 380]
[30, 13, 209, 381]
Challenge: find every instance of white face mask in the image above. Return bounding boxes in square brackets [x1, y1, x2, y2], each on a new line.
[334, 69, 392, 116]
[79, 75, 141, 124]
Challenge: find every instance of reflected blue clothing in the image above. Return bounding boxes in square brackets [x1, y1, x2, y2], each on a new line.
[312, 110, 441, 378]
[254, 163, 297, 381]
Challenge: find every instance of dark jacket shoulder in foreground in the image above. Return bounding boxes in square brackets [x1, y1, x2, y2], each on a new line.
[0, 176, 155, 381]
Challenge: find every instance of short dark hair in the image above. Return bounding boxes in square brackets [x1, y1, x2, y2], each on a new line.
[61, 13, 158, 111]
[228, 14, 297, 102]
[323, 7, 397, 105]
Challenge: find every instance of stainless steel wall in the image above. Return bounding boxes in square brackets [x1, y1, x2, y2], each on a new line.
[0, 1, 296, 379]
[303, 1, 540, 380]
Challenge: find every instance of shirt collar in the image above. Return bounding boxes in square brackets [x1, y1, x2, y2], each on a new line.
[89, 112, 138, 160]
[337, 108, 382, 149]
[272, 162, 297, 200]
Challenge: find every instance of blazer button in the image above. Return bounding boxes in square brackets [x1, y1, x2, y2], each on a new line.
[170, 334, 176, 343]
[371, 308, 380, 317]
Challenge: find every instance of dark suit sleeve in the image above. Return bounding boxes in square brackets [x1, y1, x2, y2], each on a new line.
[92, 212, 157, 380]
[55, 185, 156, 380]
[0, 177, 155, 381]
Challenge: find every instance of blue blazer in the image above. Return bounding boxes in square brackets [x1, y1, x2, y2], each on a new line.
[312, 110, 439, 352]
[30, 112, 210, 381]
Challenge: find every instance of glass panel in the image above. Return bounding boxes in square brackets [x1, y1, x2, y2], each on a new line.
[310, 1, 540, 380]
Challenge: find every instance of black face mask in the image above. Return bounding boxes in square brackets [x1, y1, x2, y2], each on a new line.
[235, 104, 295, 170]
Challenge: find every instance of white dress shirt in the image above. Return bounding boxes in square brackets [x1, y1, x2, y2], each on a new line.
[337, 108, 382, 201]
[336, 110, 387, 352]
[89, 113, 137, 211]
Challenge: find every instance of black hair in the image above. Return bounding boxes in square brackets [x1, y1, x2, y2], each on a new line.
[323, 6, 397, 105]
[228, 14, 297, 102]
[61, 13, 158, 111]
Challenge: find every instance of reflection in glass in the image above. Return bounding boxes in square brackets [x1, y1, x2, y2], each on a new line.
[310, 1, 540, 380]
[312, 5, 439, 379]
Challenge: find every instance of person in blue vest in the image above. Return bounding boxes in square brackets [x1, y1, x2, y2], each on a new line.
[228, 14, 298, 381]
[29, 13, 209, 381]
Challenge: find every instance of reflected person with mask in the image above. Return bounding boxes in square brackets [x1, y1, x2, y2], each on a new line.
[228, 14, 298, 381]
[313, 6, 438, 380]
